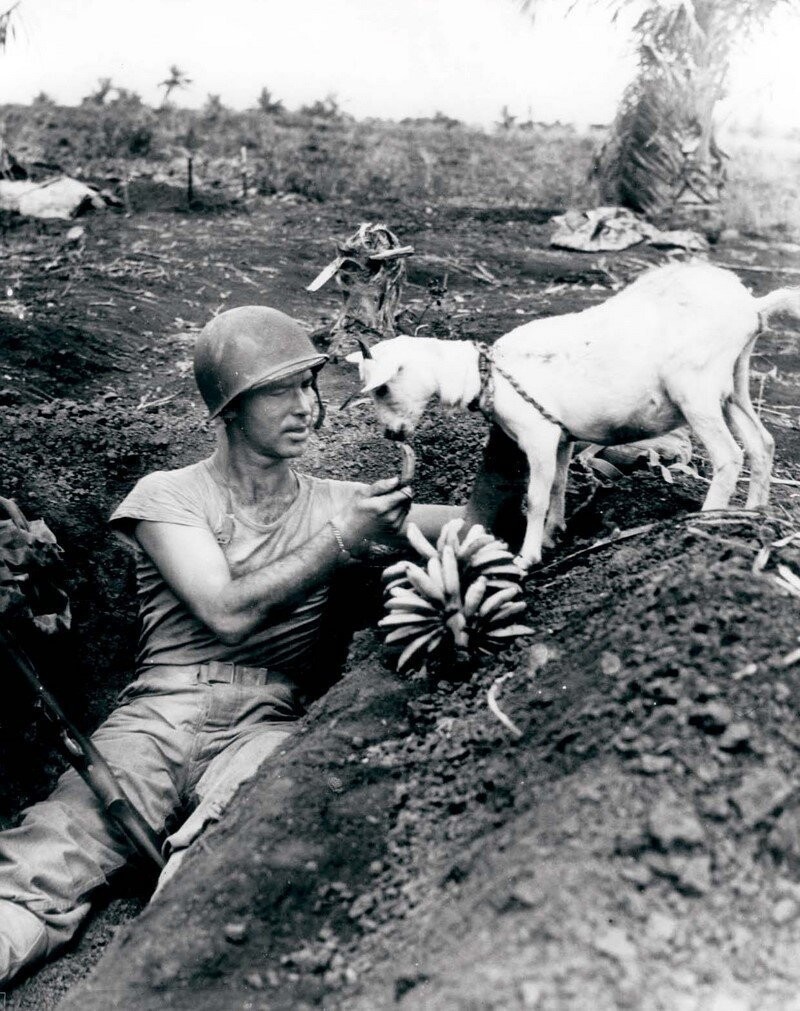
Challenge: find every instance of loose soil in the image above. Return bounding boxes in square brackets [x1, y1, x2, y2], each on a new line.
[2, 190, 800, 1010]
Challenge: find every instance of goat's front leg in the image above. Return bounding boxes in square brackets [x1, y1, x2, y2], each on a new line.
[542, 438, 573, 549]
[464, 424, 528, 550]
[513, 426, 561, 571]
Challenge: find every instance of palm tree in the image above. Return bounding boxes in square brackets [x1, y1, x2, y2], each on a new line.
[256, 87, 284, 115]
[85, 77, 114, 105]
[158, 64, 192, 108]
[202, 93, 225, 122]
[520, 1, 799, 229]
[0, 2, 19, 50]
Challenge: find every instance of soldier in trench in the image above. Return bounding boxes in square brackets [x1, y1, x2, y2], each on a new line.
[0, 305, 500, 985]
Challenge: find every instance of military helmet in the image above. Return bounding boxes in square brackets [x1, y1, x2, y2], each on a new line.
[193, 306, 327, 420]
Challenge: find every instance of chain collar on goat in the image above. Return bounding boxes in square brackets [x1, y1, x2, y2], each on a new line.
[470, 342, 574, 440]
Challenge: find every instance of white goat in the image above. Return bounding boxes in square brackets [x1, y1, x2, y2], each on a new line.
[347, 262, 800, 570]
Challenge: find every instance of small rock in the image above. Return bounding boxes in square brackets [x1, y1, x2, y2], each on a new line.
[576, 783, 604, 803]
[519, 979, 545, 1008]
[636, 754, 673, 775]
[349, 893, 375, 919]
[620, 862, 653, 888]
[284, 945, 332, 972]
[730, 769, 793, 827]
[223, 922, 247, 944]
[648, 791, 705, 850]
[699, 795, 730, 821]
[673, 967, 698, 990]
[718, 721, 751, 752]
[732, 877, 760, 898]
[614, 825, 650, 857]
[693, 761, 721, 785]
[600, 651, 622, 676]
[646, 911, 678, 942]
[621, 889, 650, 919]
[774, 682, 792, 703]
[617, 725, 640, 743]
[510, 877, 545, 908]
[150, 959, 181, 986]
[772, 897, 799, 925]
[593, 926, 637, 963]
[674, 853, 712, 896]
[706, 990, 749, 1011]
[694, 680, 722, 701]
[649, 680, 682, 703]
[776, 878, 800, 902]
[244, 972, 264, 989]
[689, 701, 733, 735]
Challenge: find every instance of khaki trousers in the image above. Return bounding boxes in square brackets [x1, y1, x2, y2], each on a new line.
[0, 665, 297, 985]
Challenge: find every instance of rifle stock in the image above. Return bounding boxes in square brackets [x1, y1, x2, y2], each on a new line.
[0, 628, 165, 870]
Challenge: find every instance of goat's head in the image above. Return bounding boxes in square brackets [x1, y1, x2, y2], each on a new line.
[345, 337, 439, 440]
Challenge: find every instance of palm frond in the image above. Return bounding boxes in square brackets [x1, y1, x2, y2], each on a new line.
[0, 2, 19, 50]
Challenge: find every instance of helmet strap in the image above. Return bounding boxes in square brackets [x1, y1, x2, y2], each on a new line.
[312, 378, 326, 429]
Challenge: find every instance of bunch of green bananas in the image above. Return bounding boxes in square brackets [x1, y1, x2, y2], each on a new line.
[379, 519, 532, 674]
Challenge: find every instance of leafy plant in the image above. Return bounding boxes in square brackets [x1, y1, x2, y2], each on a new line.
[379, 520, 532, 677]
[0, 498, 70, 636]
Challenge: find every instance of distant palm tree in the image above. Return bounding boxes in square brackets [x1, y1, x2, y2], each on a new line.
[520, 0, 800, 228]
[0, 2, 19, 50]
[158, 64, 192, 107]
[256, 87, 284, 115]
[86, 77, 114, 105]
[202, 93, 226, 121]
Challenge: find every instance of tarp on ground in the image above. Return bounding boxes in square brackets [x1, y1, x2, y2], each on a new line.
[551, 206, 708, 254]
[0, 177, 107, 220]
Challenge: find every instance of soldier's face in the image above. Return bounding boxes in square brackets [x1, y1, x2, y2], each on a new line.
[233, 370, 316, 459]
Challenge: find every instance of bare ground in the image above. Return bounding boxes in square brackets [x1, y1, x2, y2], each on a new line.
[2, 190, 800, 1009]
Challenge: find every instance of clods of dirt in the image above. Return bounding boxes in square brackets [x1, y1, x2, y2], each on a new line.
[3, 198, 800, 1009]
[57, 504, 800, 1011]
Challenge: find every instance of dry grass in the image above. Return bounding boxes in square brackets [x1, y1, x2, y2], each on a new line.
[0, 100, 798, 237]
[720, 130, 800, 240]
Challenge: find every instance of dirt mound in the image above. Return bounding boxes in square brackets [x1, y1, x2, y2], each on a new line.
[59, 494, 800, 1011]
[3, 197, 800, 1008]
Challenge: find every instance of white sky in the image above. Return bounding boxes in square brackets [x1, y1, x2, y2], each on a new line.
[0, 0, 798, 130]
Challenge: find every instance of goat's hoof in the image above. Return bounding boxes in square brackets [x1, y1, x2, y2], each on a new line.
[542, 528, 565, 551]
[512, 555, 533, 574]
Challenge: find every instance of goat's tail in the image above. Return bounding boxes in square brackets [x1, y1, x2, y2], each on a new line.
[754, 286, 800, 326]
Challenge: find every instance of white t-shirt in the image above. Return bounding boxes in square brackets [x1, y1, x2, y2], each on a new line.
[110, 457, 365, 682]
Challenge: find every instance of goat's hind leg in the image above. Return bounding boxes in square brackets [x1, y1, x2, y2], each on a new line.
[730, 343, 775, 508]
[512, 424, 561, 570]
[724, 399, 772, 509]
[542, 439, 573, 548]
[675, 390, 744, 510]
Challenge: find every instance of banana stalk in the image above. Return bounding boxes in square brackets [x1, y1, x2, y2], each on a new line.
[380, 521, 531, 676]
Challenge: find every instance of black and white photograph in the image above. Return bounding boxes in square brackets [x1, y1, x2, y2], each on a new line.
[1, 1, 800, 1007]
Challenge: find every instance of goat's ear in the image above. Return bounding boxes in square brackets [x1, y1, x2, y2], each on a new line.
[361, 360, 399, 393]
[344, 352, 363, 365]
